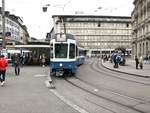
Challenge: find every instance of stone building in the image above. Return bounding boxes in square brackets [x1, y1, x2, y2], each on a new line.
[0, 8, 29, 47]
[132, 0, 150, 58]
[49, 15, 132, 57]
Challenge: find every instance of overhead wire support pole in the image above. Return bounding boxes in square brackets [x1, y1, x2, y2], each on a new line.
[42, 4, 55, 89]
[2, 0, 6, 49]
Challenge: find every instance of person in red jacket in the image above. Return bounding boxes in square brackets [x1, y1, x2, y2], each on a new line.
[0, 55, 8, 86]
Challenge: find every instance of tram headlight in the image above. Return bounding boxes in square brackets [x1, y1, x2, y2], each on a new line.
[59, 63, 63, 67]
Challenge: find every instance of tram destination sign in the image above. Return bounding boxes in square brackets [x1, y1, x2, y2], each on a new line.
[56, 34, 67, 42]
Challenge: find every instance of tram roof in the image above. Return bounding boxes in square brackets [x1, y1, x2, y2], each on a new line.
[52, 33, 75, 40]
[15, 45, 51, 48]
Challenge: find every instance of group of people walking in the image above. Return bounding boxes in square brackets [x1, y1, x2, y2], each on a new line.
[0, 53, 21, 86]
[0, 52, 47, 87]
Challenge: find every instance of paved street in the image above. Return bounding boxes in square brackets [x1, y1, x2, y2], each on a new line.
[0, 59, 150, 113]
[0, 66, 78, 113]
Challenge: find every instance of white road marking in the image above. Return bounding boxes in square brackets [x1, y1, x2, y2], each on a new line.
[94, 89, 99, 92]
[50, 89, 89, 113]
[34, 74, 47, 77]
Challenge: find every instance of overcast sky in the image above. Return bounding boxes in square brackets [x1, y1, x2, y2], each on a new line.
[3, 0, 134, 39]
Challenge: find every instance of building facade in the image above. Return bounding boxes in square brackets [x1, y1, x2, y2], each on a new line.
[132, 0, 150, 58]
[50, 15, 132, 57]
[0, 8, 29, 48]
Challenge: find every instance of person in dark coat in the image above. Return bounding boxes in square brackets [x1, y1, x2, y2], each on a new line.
[135, 56, 139, 69]
[13, 53, 21, 75]
[112, 52, 119, 68]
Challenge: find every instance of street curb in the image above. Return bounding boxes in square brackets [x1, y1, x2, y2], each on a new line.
[101, 62, 150, 78]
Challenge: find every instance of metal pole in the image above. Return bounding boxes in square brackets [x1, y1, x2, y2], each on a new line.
[42, 5, 55, 89]
[2, 0, 6, 48]
[60, 17, 66, 34]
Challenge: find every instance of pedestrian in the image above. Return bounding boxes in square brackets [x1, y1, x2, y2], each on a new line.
[41, 54, 46, 67]
[139, 56, 143, 69]
[13, 53, 21, 75]
[144, 55, 148, 64]
[149, 56, 150, 64]
[113, 53, 119, 68]
[135, 55, 139, 69]
[0, 55, 8, 86]
[20, 54, 26, 66]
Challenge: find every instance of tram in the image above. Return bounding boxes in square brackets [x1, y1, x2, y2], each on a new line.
[50, 33, 85, 76]
[3, 44, 50, 65]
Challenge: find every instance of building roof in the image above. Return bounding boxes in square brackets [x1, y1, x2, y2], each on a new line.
[52, 15, 131, 23]
[52, 15, 131, 19]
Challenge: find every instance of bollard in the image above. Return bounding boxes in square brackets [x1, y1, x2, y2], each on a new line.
[45, 71, 55, 89]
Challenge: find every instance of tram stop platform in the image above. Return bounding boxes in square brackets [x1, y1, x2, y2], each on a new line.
[101, 59, 150, 78]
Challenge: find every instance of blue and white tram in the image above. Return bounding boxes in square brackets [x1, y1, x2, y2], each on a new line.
[50, 33, 85, 76]
[76, 46, 85, 66]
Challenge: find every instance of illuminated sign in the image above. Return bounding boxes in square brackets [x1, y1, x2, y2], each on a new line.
[56, 34, 66, 42]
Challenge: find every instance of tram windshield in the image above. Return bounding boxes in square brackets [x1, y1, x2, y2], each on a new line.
[55, 44, 68, 58]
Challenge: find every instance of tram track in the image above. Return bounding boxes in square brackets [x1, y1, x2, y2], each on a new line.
[75, 75, 150, 104]
[69, 83, 117, 113]
[65, 77, 146, 113]
[62, 59, 150, 113]
[90, 59, 150, 86]
[50, 59, 150, 113]
[88, 60, 150, 102]
[51, 76, 149, 113]
[51, 76, 117, 113]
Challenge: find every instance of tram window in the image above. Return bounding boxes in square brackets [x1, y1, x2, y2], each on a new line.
[79, 50, 84, 56]
[50, 50, 53, 58]
[69, 43, 75, 58]
[55, 44, 68, 58]
[76, 46, 78, 56]
[50, 44, 53, 58]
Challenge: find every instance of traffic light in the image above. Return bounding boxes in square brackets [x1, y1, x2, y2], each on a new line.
[42, 6, 47, 12]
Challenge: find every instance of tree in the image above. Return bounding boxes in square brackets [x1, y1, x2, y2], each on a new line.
[115, 46, 126, 56]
